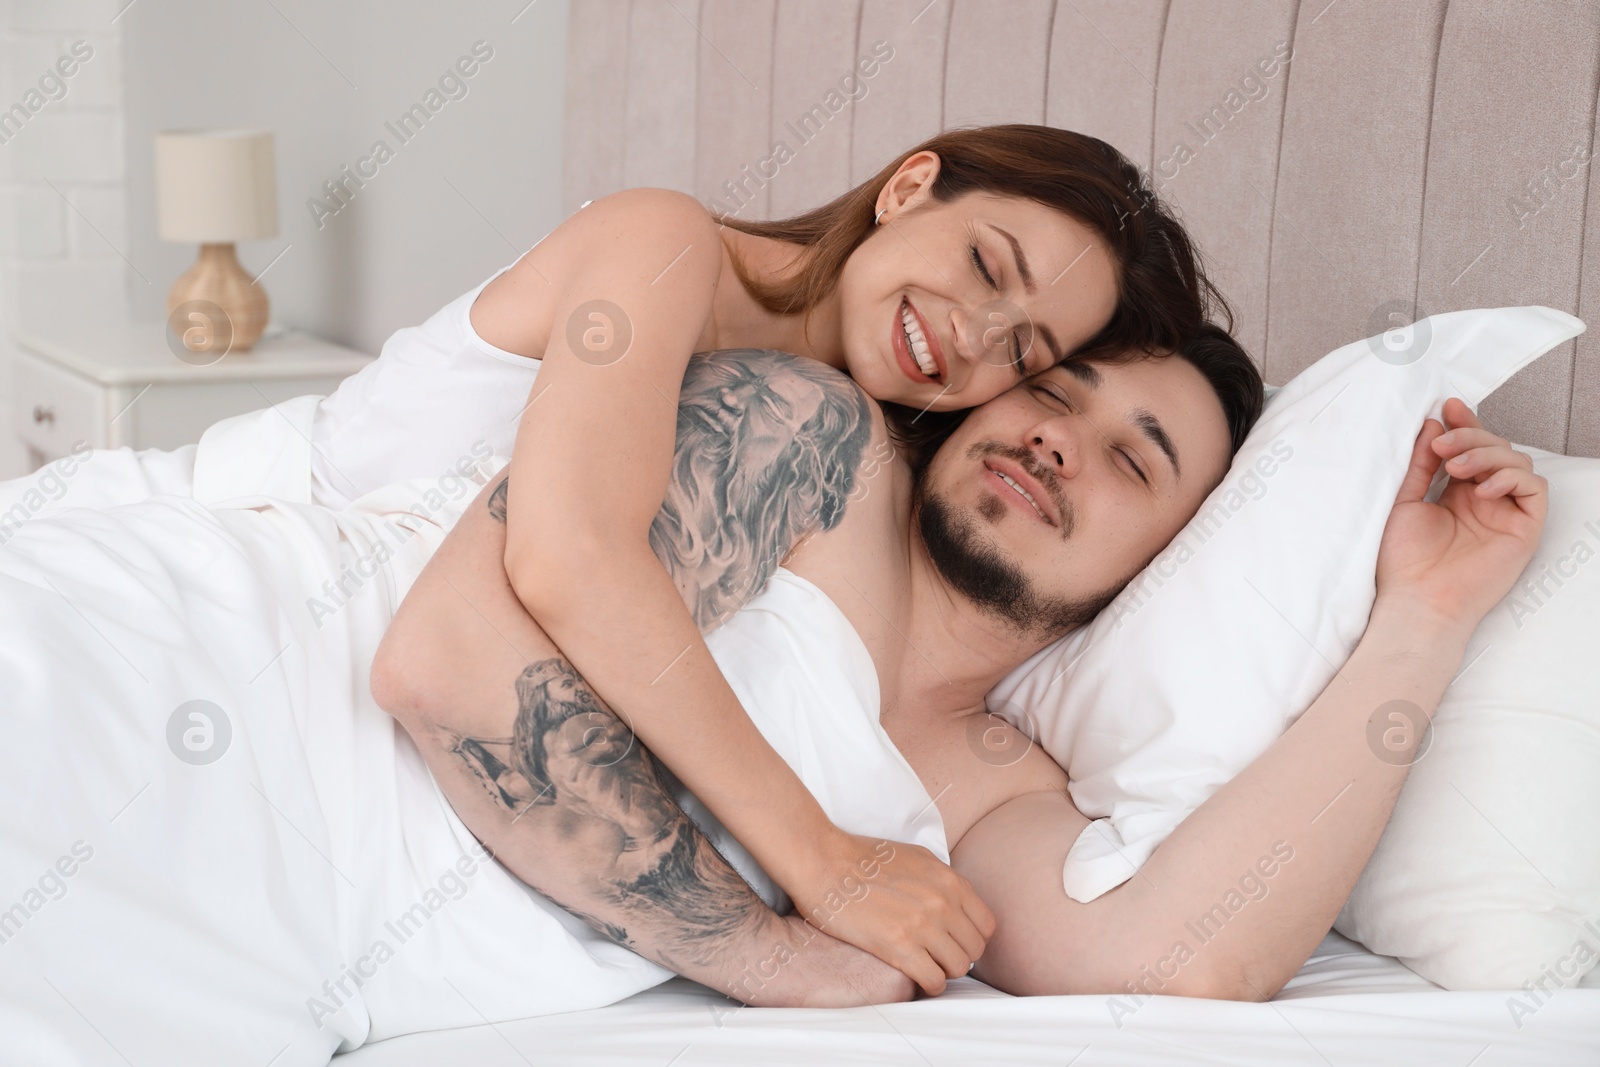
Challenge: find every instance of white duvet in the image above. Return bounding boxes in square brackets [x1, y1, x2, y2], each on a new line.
[0, 400, 944, 1066]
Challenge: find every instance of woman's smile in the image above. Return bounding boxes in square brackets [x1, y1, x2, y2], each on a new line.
[893, 296, 947, 385]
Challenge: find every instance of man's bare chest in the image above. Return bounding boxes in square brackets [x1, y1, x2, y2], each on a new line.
[776, 427, 1069, 848]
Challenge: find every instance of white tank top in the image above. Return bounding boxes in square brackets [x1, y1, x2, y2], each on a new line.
[310, 253, 538, 508]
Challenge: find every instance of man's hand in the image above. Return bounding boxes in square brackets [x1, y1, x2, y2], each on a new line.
[1376, 397, 1547, 627]
[789, 832, 997, 997]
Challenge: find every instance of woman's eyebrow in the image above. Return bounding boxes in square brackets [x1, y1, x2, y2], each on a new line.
[985, 223, 1066, 363]
[986, 223, 1038, 294]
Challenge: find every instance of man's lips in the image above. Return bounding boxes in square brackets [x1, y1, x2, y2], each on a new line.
[982, 456, 1058, 526]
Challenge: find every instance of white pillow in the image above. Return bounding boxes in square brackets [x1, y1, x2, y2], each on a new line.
[986, 306, 1586, 905]
[1335, 446, 1600, 991]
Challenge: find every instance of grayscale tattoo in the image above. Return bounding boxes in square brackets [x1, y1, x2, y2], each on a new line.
[458, 350, 873, 968]
[486, 477, 508, 524]
[489, 350, 872, 626]
[442, 657, 764, 964]
[652, 351, 872, 629]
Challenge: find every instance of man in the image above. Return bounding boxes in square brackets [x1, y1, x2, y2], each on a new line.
[372, 337, 1539, 1008]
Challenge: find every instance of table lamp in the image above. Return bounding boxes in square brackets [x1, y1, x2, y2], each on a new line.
[155, 129, 278, 353]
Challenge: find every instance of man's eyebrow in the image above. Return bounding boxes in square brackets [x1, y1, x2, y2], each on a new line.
[1058, 359, 1102, 389]
[1131, 408, 1181, 480]
[1056, 361, 1182, 480]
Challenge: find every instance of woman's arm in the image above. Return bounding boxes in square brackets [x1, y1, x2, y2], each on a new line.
[494, 188, 991, 992]
[954, 399, 1548, 1000]
[373, 469, 913, 1006]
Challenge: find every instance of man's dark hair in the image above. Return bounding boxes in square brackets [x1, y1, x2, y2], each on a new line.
[885, 321, 1265, 478]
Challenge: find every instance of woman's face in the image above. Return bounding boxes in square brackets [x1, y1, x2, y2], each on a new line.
[837, 154, 1120, 412]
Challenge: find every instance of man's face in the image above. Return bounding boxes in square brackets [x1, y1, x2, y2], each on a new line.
[915, 354, 1233, 638]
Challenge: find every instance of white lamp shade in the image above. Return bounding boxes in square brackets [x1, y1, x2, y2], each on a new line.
[155, 129, 278, 243]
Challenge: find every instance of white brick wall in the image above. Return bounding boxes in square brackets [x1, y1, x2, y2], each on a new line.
[0, 0, 127, 477]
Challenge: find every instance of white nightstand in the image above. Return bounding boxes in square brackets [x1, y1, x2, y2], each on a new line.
[13, 321, 372, 470]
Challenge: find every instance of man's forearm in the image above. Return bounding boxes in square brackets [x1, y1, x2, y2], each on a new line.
[377, 473, 903, 1005]
[411, 648, 770, 965]
[1125, 594, 1472, 998]
[956, 595, 1475, 1000]
[398, 651, 901, 1006]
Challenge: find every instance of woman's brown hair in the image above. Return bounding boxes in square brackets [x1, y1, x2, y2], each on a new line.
[711, 123, 1235, 461]
[713, 122, 1231, 359]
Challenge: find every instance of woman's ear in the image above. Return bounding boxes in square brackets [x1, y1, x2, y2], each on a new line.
[875, 150, 942, 224]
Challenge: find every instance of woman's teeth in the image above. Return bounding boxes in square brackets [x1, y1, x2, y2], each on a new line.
[901, 301, 938, 378]
[996, 470, 1046, 520]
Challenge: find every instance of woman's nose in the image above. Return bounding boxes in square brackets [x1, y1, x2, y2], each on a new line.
[947, 305, 978, 381]
[955, 303, 1009, 368]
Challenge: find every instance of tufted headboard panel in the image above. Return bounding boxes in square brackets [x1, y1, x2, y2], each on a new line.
[564, 0, 1600, 456]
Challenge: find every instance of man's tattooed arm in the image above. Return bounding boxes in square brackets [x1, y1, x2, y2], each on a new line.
[373, 351, 902, 1005]
[649, 351, 872, 629]
[433, 646, 771, 973]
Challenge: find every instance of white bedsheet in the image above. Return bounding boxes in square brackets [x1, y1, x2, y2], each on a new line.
[337, 931, 1600, 1066]
[5, 403, 1597, 1065]
[0, 422, 682, 1064]
[0, 400, 954, 1065]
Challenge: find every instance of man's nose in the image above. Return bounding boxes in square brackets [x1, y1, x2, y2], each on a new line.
[1030, 423, 1082, 480]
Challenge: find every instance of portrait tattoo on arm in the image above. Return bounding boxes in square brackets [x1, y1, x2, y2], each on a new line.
[650, 351, 872, 629]
[449, 350, 874, 972]
[440, 654, 761, 963]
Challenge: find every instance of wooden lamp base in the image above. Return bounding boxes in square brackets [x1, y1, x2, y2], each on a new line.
[166, 242, 269, 353]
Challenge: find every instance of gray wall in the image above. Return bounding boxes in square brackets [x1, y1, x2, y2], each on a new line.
[0, 0, 569, 477]
[122, 0, 570, 351]
[0, 0, 129, 476]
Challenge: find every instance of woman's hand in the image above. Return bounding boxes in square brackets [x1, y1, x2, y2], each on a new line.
[790, 832, 997, 997]
[1375, 397, 1547, 627]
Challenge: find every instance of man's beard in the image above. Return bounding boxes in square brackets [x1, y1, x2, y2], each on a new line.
[915, 463, 1132, 639]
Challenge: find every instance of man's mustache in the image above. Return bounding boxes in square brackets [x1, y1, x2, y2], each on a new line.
[966, 441, 1075, 539]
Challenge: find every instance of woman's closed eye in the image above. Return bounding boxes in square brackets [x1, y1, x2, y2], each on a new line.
[968, 242, 1027, 372]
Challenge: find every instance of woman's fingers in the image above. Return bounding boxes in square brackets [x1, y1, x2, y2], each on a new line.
[963, 882, 998, 942]
[923, 931, 975, 981]
[945, 908, 987, 971]
[899, 950, 947, 998]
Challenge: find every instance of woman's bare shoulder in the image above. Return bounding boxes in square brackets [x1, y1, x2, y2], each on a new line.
[475, 188, 722, 358]
[548, 188, 720, 269]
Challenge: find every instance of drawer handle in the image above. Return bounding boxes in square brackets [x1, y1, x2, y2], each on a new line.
[32, 405, 55, 426]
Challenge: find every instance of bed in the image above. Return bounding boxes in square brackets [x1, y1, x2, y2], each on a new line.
[5, 1, 1592, 1064]
[325, 0, 1600, 1062]
[339, 932, 1600, 1065]
[6, 2, 1593, 1067]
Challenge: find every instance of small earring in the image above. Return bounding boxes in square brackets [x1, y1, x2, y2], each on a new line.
[875, 209, 885, 225]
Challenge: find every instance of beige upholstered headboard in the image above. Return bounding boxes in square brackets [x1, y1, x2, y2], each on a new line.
[563, 0, 1600, 457]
